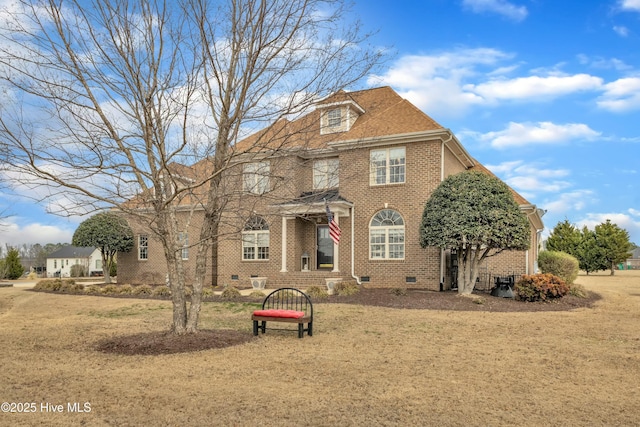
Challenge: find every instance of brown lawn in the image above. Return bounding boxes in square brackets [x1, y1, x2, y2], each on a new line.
[0, 271, 639, 426]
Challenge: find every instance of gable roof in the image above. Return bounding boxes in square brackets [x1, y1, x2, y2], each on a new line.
[47, 246, 97, 259]
[232, 86, 445, 154]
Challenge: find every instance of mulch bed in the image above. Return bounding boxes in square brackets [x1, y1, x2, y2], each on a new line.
[95, 288, 601, 356]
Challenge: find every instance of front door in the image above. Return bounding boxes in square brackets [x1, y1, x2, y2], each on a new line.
[317, 225, 334, 269]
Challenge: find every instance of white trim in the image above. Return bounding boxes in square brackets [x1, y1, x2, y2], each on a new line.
[332, 215, 340, 273]
[280, 217, 288, 272]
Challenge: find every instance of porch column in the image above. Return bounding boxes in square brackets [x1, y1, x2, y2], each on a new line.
[332, 215, 340, 273]
[280, 216, 288, 272]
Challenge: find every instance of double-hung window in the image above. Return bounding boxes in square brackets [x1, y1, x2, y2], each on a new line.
[370, 147, 406, 185]
[327, 108, 342, 128]
[243, 161, 270, 194]
[138, 235, 149, 260]
[178, 232, 189, 260]
[313, 158, 339, 189]
[242, 216, 269, 260]
[369, 209, 405, 260]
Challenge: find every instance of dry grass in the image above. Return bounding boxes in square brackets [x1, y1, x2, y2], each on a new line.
[1, 271, 639, 426]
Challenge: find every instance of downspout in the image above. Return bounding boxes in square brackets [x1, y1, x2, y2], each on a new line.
[351, 205, 361, 285]
[439, 134, 453, 288]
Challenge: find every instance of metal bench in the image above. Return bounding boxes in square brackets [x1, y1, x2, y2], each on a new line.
[252, 288, 313, 338]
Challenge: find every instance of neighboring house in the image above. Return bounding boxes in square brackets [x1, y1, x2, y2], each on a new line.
[117, 86, 544, 290]
[46, 246, 102, 278]
[624, 247, 640, 270]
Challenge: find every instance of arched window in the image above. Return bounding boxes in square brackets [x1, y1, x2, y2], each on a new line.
[369, 209, 405, 259]
[242, 216, 269, 260]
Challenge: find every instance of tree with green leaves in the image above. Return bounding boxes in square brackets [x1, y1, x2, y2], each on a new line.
[546, 219, 582, 257]
[420, 170, 531, 294]
[577, 226, 607, 275]
[594, 220, 633, 275]
[72, 213, 134, 283]
[0, 248, 25, 280]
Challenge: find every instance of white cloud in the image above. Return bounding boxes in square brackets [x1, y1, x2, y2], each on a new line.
[467, 74, 603, 102]
[368, 48, 512, 117]
[629, 208, 640, 217]
[620, 0, 640, 12]
[0, 218, 74, 247]
[613, 25, 629, 37]
[543, 190, 597, 214]
[597, 77, 640, 112]
[485, 160, 575, 204]
[462, 0, 528, 21]
[478, 121, 601, 148]
[577, 212, 640, 244]
[371, 49, 607, 117]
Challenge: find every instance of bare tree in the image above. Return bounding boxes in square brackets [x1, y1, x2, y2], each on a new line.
[0, 0, 381, 334]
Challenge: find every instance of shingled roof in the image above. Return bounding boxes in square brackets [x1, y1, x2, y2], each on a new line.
[232, 86, 444, 154]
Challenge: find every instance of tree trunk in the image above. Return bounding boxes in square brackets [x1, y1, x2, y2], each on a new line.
[101, 251, 112, 284]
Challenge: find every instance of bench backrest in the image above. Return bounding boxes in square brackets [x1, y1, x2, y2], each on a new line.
[262, 288, 313, 319]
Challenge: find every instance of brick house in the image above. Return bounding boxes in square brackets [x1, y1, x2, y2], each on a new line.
[117, 86, 544, 290]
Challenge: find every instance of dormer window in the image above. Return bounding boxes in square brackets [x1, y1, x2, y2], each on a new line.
[328, 108, 342, 128]
[318, 98, 364, 135]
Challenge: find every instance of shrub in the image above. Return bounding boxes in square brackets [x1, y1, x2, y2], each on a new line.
[538, 251, 579, 285]
[152, 285, 171, 297]
[49, 279, 63, 292]
[70, 283, 85, 293]
[27, 272, 38, 280]
[390, 287, 407, 296]
[514, 273, 569, 302]
[85, 285, 101, 294]
[33, 279, 54, 291]
[220, 286, 241, 299]
[132, 284, 153, 295]
[568, 283, 587, 298]
[248, 290, 266, 299]
[59, 281, 74, 293]
[335, 280, 359, 296]
[70, 264, 86, 278]
[305, 286, 329, 300]
[118, 284, 134, 294]
[202, 287, 216, 299]
[101, 284, 119, 294]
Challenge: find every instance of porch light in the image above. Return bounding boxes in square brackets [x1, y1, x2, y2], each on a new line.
[301, 252, 310, 272]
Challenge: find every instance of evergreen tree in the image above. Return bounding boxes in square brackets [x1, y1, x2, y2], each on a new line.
[420, 171, 530, 294]
[546, 219, 581, 257]
[577, 226, 607, 274]
[3, 248, 25, 280]
[594, 220, 633, 275]
[72, 213, 134, 283]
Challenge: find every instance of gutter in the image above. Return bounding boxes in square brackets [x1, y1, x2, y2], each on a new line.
[351, 205, 362, 285]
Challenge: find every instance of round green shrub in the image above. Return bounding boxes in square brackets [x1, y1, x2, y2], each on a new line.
[515, 273, 569, 302]
[538, 251, 579, 285]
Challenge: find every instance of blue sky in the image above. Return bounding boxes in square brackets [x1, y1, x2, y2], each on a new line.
[0, 0, 639, 247]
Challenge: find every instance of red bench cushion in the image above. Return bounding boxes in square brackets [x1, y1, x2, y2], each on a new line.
[253, 309, 305, 319]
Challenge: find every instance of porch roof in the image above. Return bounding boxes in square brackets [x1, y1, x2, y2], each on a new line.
[272, 189, 353, 217]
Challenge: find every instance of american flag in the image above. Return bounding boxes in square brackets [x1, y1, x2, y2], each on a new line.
[325, 201, 341, 245]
